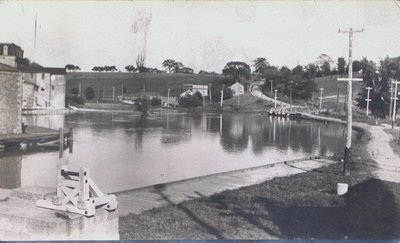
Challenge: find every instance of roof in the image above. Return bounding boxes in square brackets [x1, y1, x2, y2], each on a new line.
[19, 67, 66, 75]
[0, 63, 19, 72]
[0, 43, 22, 49]
[230, 82, 244, 88]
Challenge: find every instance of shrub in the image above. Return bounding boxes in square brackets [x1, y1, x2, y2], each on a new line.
[150, 97, 161, 106]
[178, 92, 203, 107]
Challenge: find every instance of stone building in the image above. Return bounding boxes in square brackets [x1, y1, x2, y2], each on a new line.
[0, 43, 23, 68]
[0, 43, 66, 109]
[20, 67, 66, 109]
[0, 63, 22, 135]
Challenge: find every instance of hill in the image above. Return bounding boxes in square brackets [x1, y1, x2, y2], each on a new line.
[312, 75, 365, 111]
[66, 72, 223, 99]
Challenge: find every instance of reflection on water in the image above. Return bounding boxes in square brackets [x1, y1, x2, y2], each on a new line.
[0, 110, 351, 192]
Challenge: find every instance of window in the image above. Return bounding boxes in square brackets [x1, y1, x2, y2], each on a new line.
[30, 73, 33, 79]
[42, 73, 45, 80]
[52, 85, 55, 90]
[3, 45, 8, 56]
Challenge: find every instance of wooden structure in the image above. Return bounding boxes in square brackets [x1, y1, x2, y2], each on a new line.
[0, 126, 72, 151]
[36, 165, 117, 217]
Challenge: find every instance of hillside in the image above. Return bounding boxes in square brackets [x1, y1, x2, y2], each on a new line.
[312, 75, 365, 111]
[66, 72, 223, 98]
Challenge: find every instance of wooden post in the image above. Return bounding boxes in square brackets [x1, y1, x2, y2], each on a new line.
[78, 167, 89, 210]
[319, 88, 324, 112]
[209, 84, 212, 103]
[68, 127, 74, 153]
[220, 85, 224, 107]
[338, 27, 363, 176]
[392, 80, 399, 129]
[59, 128, 64, 159]
[365, 87, 372, 117]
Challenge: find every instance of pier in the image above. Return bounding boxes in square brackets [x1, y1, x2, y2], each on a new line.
[0, 126, 72, 151]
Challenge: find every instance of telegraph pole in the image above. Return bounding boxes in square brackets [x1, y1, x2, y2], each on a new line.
[209, 84, 212, 103]
[319, 88, 324, 112]
[270, 80, 273, 94]
[220, 85, 224, 107]
[274, 89, 278, 108]
[392, 79, 400, 129]
[112, 86, 115, 101]
[389, 82, 394, 119]
[338, 27, 363, 176]
[365, 87, 372, 117]
[167, 88, 170, 107]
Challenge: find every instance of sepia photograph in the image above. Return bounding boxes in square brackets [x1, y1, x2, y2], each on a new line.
[0, 0, 400, 240]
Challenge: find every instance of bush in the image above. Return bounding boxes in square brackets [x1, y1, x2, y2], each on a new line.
[178, 92, 203, 107]
[150, 97, 161, 106]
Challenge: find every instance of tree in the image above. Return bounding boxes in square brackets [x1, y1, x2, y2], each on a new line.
[125, 65, 136, 73]
[304, 63, 319, 79]
[173, 62, 184, 73]
[252, 57, 270, 75]
[92, 66, 104, 72]
[178, 92, 203, 107]
[65, 64, 80, 72]
[162, 59, 176, 73]
[321, 61, 331, 76]
[338, 57, 346, 75]
[136, 54, 146, 73]
[17, 58, 43, 69]
[222, 61, 251, 84]
[355, 57, 394, 118]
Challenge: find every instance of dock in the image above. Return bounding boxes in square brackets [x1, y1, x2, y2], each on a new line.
[0, 126, 73, 151]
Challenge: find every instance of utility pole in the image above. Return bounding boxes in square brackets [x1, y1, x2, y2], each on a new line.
[338, 27, 363, 176]
[289, 87, 293, 112]
[389, 82, 394, 119]
[167, 88, 170, 107]
[269, 80, 273, 94]
[274, 89, 278, 108]
[220, 85, 224, 107]
[319, 88, 324, 112]
[209, 84, 212, 103]
[365, 87, 372, 117]
[392, 79, 400, 129]
[121, 82, 124, 99]
[112, 86, 115, 101]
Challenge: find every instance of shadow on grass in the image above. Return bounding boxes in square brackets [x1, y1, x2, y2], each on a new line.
[215, 178, 400, 239]
[153, 186, 225, 240]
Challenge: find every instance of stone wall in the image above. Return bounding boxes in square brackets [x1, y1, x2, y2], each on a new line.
[22, 82, 35, 108]
[0, 71, 22, 134]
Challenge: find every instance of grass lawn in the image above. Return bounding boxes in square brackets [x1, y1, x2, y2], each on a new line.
[119, 127, 400, 240]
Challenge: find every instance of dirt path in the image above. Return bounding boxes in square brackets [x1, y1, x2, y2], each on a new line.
[355, 122, 400, 183]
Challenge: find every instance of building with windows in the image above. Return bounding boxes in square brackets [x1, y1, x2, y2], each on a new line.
[229, 82, 245, 96]
[20, 67, 66, 109]
[0, 43, 24, 68]
[0, 43, 66, 109]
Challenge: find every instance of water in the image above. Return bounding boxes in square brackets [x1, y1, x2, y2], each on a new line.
[0, 110, 352, 193]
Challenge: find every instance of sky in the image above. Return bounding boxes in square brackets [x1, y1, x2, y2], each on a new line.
[0, 0, 400, 73]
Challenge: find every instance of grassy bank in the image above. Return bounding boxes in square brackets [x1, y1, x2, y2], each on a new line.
[119, 127, 400, 240]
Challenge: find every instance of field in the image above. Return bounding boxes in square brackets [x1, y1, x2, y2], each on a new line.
[66, 72, 223, 99]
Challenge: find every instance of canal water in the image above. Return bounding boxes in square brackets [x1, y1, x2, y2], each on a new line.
[0, 110, 355, 193]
